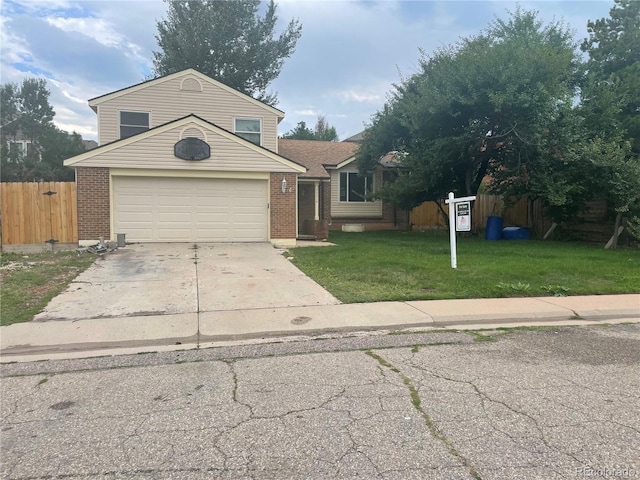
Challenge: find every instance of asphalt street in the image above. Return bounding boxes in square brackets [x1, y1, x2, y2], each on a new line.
[1, 324, 639, 480]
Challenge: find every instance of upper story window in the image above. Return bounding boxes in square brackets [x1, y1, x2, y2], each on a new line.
[9, 142, 24, 156]
[8, 140, 33, 158]
[235, 118, 261, 145]
[120, 111, 149, 139]
[339, 172, 374, 202]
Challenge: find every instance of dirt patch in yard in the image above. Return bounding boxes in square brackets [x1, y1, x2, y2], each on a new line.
[1, 252, 95, 326]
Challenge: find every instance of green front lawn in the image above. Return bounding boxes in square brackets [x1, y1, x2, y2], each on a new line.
[1, 251, 95, 326]
[289, 231, 640, 303]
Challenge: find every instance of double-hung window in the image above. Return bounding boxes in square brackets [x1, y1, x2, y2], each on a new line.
[9, 142, 23, 156]
[339, 172, 374, 202]
[8, 141, 33, 158]
[120, 111, 149, 139]
[235, 118, 261, 145]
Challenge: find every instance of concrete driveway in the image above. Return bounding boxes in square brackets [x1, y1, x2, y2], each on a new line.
[34, 243, 339, 323]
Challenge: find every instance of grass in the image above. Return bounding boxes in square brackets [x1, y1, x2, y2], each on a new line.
[289, 231, 640, 303]
[1, 251, 95, 326]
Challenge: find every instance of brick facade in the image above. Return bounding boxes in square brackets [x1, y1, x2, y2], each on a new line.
[76, 167, 110, 240]
[321, 180, 331, 223]
[270, 172, 297, 239]
[73, 167, 403, 243]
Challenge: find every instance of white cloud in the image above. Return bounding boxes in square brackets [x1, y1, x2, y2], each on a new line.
[48, 78, 90, 105]
[8, 0, 76, 14]
[55, 121, 96, 138]
[333, 90, 384, 104]
[45, 16, 145, 63]
[293, 109, 320, 116]
[0, 17, 31, 64]
[46, 16, 124, 49]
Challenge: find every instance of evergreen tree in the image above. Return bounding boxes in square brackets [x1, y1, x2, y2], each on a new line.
[282, 116, 339, 141]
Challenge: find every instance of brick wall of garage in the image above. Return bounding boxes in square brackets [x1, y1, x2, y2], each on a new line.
[270, 172, 297, 239]
[76, 167, 110, 240]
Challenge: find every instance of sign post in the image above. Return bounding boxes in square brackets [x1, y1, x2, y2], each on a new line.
[444, 192, 476, 269]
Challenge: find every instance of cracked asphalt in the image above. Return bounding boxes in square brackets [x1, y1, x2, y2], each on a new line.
[1, 324, 639, 479]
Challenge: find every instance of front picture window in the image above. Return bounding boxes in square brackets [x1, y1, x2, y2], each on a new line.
[339, 172, 374, 202]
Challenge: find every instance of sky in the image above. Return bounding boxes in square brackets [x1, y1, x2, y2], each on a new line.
[1, 0, 614, 142]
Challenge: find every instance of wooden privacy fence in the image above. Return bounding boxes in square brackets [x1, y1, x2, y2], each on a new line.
[0, 182, 78, 246]
[410, 194, 551, 236]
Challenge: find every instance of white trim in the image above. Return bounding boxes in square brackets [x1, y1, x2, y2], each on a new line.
[109, 168, 269, 180]
[314, 181, 320, 221]
[267, 176, 271, 241]
[178, 125, 208, 142]
[8, 140, 32, 153]
[109, 172, 114, 241]
[234, 116, 262, 146]
[333, 156, 356, 170]
[96, 105, 102, 145]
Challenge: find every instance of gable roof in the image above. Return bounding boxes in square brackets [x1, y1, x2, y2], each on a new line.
[64, 114, 305, 173]
[277, 139, 358, 179]
[343, 131, 365, 143]
[88, 68, 284, 119]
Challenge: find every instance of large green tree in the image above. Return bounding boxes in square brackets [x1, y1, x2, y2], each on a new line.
[581, 0, 640, 154]
[281, 115, 339, 141]
[580, 0, 640, 244]
[1, 78, 85, 182]
[153, 0, 301, 106]
[356, 8, 581, 220]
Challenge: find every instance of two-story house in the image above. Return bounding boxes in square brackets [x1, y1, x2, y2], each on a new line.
[64, 69, 405, 247]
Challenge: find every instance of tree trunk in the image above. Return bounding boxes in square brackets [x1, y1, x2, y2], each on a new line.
[436, 200, 449, 228]
[609, 212, 623, 249]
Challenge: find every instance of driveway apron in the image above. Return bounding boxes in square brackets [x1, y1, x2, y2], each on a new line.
[33, 243, 339, 323]
[196, 243, 339, 311]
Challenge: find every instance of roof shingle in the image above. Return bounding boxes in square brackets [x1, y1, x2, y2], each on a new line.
[277, 139, 358, 178]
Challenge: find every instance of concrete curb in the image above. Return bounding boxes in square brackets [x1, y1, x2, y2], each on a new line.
[1, 294, 638, 361]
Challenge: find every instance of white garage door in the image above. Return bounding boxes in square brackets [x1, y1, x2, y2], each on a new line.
[113, 176, 268, 242]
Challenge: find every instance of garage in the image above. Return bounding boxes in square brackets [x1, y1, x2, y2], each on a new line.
[113, 176, 268, 242]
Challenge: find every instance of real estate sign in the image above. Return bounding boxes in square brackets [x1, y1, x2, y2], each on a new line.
[455, 201, 471, 232]
[445, 193, 476, 269]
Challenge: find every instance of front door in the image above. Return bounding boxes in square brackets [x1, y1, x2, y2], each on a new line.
[297, 183, 316, 237]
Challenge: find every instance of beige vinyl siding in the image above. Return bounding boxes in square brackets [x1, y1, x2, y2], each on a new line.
[79, 122, 299, 173]
[97, 73, 278, 151]
[331, 164, 382, 218]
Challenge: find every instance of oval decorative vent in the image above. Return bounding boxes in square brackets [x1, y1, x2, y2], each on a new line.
[174, 137, 210, 161]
